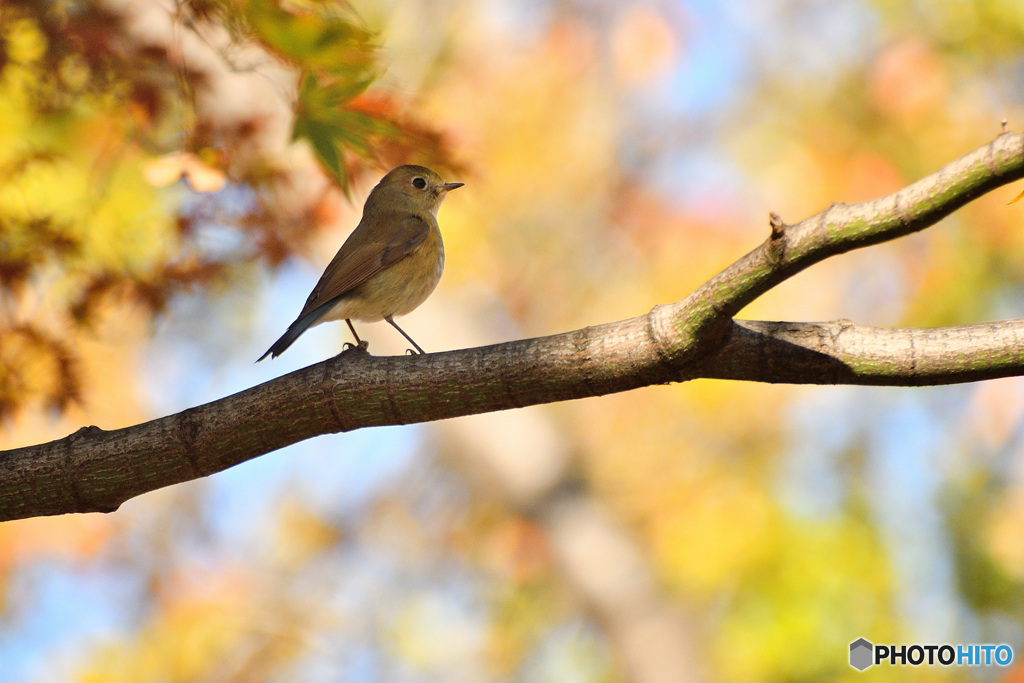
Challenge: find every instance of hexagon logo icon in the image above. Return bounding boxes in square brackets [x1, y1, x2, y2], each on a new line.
[850, 638, 874, 671]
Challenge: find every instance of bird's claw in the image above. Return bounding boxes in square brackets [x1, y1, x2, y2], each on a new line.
[338, 340, 370, 356]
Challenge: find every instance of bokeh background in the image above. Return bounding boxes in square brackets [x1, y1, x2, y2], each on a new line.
[2, 0, 1024, 681]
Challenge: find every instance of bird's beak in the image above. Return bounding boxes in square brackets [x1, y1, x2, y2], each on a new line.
[443, 182, 465, 192]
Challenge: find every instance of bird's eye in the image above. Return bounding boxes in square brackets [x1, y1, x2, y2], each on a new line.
[412, 177, 427, 190]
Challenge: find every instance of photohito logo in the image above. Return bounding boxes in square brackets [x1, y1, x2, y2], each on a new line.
[849, 638, 1013, 671]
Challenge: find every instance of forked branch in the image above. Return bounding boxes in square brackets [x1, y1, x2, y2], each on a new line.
[1, 131, 1023, 521]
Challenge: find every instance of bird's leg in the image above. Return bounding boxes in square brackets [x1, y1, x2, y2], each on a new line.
[341, 319, 369, 353]
[384, 315, 425, 355]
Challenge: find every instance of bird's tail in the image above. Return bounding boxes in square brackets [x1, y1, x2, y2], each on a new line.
[256, 300, 337, 362]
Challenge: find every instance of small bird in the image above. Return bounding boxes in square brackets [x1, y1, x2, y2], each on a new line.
[258, 165, 463, 361]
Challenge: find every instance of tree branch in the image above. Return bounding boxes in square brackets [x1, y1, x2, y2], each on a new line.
[653, 130, 1024, 353]
[2, 131, 1024, 521]
[706, 318, 1024, 385]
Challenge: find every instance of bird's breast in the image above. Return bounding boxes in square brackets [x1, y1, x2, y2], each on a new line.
[322, 227, 444, 322]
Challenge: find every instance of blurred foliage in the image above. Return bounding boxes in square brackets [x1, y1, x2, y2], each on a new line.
[0, 0, 455, 419]
[3, 0, 1024, 682]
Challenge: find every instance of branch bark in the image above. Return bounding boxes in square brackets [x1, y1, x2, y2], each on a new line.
[3, 131, 1024, 521]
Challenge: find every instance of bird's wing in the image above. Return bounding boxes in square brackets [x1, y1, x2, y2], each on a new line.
[296, 213, 432, 320]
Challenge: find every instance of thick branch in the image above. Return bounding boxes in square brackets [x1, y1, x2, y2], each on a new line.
[2, 132, 1024, 520]
[4, 314, 1024, 520]
[707, 318, 1024, 385]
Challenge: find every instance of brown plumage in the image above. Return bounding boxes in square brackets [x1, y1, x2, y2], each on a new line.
[258, 165, 463, 361]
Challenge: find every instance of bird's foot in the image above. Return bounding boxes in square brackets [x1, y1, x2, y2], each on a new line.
[338, 340, 370, 356]
[404, 348, 422, 356]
